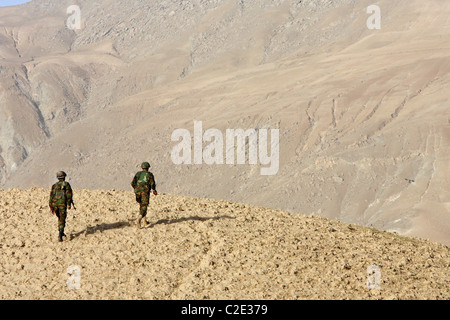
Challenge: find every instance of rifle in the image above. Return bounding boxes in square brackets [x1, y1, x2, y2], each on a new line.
[70, 200, 77, 210]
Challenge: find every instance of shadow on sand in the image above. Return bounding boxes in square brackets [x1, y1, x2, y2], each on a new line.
[70, 221, 131, 240]
[69, 215, 235, 239]
[145, 215, 236, 229]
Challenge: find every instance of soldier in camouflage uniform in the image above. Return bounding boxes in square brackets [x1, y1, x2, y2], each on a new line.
[131, 162, 157, 228]
[49, 171, 73, 242]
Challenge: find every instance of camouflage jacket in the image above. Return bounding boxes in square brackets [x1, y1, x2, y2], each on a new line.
[131, 171, 156, 193]
[49, 181, 73, 209]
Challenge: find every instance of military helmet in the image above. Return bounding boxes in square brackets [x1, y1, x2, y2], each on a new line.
[141, 162, 151, 169]
[56, 171, 67, 179]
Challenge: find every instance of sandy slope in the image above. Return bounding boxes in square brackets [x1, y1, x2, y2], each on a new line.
[0, 188, 448, 300]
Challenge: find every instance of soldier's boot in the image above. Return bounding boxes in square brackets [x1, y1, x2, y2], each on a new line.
[58, 230, 64, 242]
[136, 216, 142, 228]
[142, 218, 149, 227]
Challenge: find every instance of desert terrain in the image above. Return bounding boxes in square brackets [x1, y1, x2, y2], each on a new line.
[0, 3, 449, 305]
[0, 188, 448, 300]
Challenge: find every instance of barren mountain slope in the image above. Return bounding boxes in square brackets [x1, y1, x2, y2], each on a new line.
[0, 189, 448, 300]
[0, 0, 449, 244]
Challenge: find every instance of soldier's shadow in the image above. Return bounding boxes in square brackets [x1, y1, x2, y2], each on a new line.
[145, 215, 235, 229]
[70, 221, 131, 240]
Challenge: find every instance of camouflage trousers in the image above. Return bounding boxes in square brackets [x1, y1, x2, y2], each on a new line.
[135, 191, 150, 217]
[54, 206, 67, 232]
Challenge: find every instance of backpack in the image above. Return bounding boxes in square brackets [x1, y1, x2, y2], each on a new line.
[137, 171, 151, 186]
[52, 181, 68, 204]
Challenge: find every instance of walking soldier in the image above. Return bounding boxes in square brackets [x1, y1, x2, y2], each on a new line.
[49, 171, 74, 242]
[131, 162, 158, 228]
